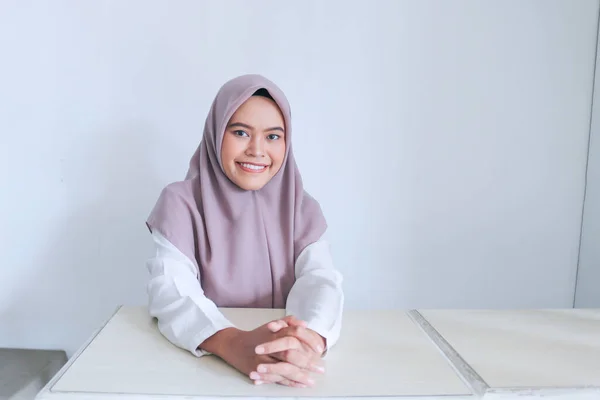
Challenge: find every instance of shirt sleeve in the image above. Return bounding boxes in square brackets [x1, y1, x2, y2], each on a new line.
[285, 232, 344, 351]
[146, 230, 235, 357]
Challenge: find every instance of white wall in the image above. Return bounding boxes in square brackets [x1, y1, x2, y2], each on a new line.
[1, 0, 598, 356]
[576, 16, 600, 307]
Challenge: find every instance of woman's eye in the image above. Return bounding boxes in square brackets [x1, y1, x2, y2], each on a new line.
[233, 130, 249, 137]
[267, 134, 280, 140]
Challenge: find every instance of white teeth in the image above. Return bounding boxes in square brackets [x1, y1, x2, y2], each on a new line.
[240, 163, 266, 171]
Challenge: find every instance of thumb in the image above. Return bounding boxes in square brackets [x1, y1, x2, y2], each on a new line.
[267, 319, 289, 333]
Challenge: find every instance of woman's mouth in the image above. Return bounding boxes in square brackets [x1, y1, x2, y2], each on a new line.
[237, 162, 268, 173]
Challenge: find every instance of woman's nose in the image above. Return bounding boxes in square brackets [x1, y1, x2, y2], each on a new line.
[246, 136, 265, 157]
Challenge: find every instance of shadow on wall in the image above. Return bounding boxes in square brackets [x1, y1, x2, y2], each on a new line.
[1, 123, 163, 357]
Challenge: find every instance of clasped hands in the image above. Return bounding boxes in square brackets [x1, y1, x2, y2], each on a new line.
[251, 316, 326, 387]
[205, 315, 326, 388]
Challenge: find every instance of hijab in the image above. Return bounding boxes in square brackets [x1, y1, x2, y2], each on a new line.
[146, 74, 327, 308]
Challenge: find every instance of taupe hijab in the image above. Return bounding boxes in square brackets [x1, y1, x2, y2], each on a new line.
[147, 74, 326, 308]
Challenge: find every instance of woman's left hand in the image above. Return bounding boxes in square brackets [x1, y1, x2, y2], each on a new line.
[252, 316, 326, 379]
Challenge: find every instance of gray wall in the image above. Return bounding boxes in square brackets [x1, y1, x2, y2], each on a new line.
[0, 0, 598, 356]
[576, 11, 600, 307]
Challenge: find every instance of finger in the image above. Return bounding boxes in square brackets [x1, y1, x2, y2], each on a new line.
[250, 371, 283, 383]
[267, 320, 289, 333]
[252, 371, 308, 388]
[271, 349, 310, 369]
[256, 336, 301, 355]
[281, 326, 324, 354]
[253, 380, 281, 386]
[277, 379, 307, 388]
[256, 362, 315, 387]
[281, 315, 308, 327]
[273, 350, 325, 374]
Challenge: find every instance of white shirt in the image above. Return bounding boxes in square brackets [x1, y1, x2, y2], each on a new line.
[146, 230, 344, 357]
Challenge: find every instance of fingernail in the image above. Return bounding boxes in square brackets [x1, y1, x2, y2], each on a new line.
[255, 380, 264, 385]
[308, 378, 316, 386]
[317, 345, 324, 353]
[313, 365, 325, 373]
[250, 372, 260, 380]
[255, 346, 264, 354]
[257, 365, 267, 373]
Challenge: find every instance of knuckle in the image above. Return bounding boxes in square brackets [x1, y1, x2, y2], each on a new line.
[282, 363, 294, 375]
[272, 331, 283, 341]
[294, 356, 307, 369]
[295, 371, 309, 383]
[261, 344, 272, 353]
[284, 349, 300, 362]
[301, 355, 311, 368]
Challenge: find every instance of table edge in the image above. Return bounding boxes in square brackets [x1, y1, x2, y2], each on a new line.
[35, 305, 123, 400]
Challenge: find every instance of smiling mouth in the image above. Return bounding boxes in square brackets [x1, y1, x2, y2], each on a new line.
[237, 162, 268, 173]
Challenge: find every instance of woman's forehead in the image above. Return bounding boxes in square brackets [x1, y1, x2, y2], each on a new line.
[230, 96, 284, 126]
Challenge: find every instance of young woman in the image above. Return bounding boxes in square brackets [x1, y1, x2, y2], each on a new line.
[145, 74, 343, 388]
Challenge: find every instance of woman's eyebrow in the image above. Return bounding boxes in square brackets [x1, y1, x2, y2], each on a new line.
[227, 122, 254, 130]
[228, 122, 284, 133]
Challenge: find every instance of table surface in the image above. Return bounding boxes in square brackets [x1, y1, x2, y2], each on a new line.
[419, 308, 600, 391]
[35, 306, 600, 400]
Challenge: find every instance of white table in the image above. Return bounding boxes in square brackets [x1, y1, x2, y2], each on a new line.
[34, 306, 600, 400]
[36, 306, 472, 400]
[418, 309, 600, 400]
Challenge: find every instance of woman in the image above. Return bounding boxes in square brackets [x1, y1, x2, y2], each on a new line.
[145, 74, 343, 388]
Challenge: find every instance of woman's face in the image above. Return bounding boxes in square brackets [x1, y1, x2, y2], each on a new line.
[221, 95, 286, 191]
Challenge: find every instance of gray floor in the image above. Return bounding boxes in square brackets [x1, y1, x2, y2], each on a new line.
[0, 349, 66, 400]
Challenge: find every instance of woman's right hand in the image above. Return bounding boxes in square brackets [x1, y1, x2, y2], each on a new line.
[200, 322, 316, 388]
[254, 317, 326, 376]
